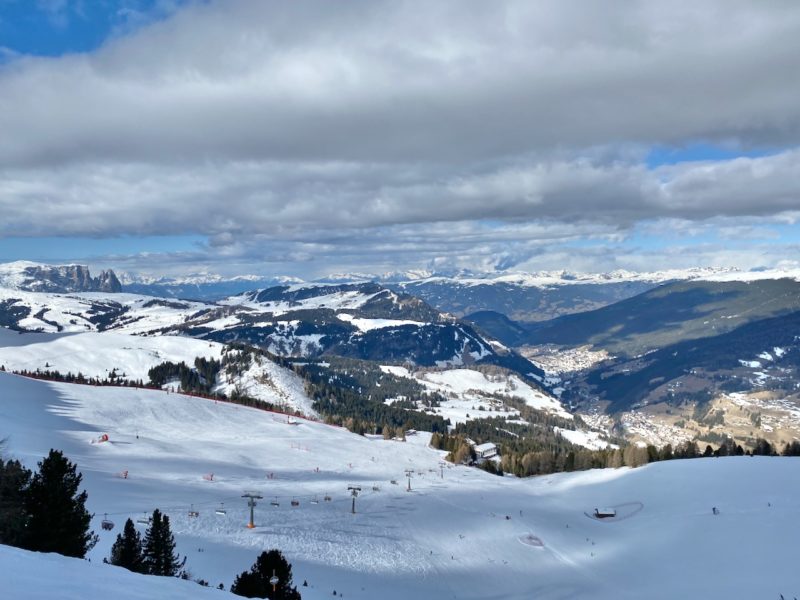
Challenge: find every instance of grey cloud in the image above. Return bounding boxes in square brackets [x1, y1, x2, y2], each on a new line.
[2, 151, 800, 240]
[3, 1, 800, 167]
[3, 0, 800, 277]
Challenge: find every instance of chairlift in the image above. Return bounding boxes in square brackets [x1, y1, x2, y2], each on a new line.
[291, 497, 300, 507]
[323, 493, 332, 502]
[310, 495, 319, 505]
[188, 504, 200, 518]
[101, 513, 114, 531]
[215, 503, 227, 516]
[137, 512, 152, 526]
[372, 484, 380, 492]
[270, 497, 280, 507]
[390, 479, 398, 485]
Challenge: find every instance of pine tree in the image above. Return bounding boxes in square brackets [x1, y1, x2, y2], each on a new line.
[21, 449, 98, 558]
[142, 509, 185, 576]
[108, 518, 145, 573]
[230, 549, 301, 599]
[0, 458, 32, 547]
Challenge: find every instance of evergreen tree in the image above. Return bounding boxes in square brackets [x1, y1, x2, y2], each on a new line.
[108, 518, 145, 573]
[0, 458, 32, 547]
[21, 449, 97, 558]
[142, 509, 185, 576]
[230, 549, 301, 599]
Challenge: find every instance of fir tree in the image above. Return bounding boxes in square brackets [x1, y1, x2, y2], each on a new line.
[0, 458, 32, 547]
[142, 509, 185, 576]
[21, 449, 97, 558]
[108, 518, 145, 573]
[230, 549, 301, 599]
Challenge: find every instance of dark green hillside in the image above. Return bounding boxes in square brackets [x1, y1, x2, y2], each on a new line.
[528, 279, 800, 357]
[586, 310, 800, 412]
[465, 310, 532, 347]
[391, 280, 658, 322]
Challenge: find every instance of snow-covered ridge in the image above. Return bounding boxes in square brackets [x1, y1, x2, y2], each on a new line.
[392, 267, 740, 288]
[118, 271, 303, 286]
[0, 328, 316, 416]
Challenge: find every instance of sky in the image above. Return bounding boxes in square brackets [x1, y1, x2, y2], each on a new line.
[1, 0, 800, 280]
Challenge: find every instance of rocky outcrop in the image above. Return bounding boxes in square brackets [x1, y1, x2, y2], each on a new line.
[0, 262, 122, 293]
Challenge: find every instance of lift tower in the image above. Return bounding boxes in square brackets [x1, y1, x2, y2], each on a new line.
[242, 491, 263, 529]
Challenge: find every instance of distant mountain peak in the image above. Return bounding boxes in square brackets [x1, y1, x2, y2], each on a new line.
[0, 261, 121, 293]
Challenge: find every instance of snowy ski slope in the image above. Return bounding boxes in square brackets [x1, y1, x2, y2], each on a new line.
[1, 372, 799, 599]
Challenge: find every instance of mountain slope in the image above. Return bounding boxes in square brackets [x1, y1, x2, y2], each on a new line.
[527, 278, 800, 357]
[581, 310, 800, 413]
[1, 372, 798, 600]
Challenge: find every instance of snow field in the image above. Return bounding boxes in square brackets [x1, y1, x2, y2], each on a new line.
[1, 372, 799, 599]
[0, 331, 316, 416]
[381, 365, 572, 425]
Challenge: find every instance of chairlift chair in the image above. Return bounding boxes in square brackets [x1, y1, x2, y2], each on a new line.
[188, 504, 200, 518]
[291, 497, 300, 507]
[324, 493, 332, 502]
[310, 495, 319, 505]
[270, 497, 280, 507]
[101, 513, 114, 531]
[215, 503, 227, 516]
[137, 512, 152, 525]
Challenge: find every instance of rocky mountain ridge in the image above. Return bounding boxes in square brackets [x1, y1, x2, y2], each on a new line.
[0, 261, 121, 293]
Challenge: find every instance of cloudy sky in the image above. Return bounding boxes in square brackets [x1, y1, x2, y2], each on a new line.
[1, 0, 800, 279]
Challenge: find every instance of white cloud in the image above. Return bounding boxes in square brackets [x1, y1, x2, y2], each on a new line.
[2, 0, 800, 276]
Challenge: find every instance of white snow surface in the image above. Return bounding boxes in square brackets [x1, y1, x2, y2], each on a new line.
[382, 366, 571, 422]
[0, 287, 205, 334]
[1, 372, 800, 599]
[0, 331, 221, 381]
[0, 544, 238, 600]
[554, 427, 615, 451]
[0, 329, 316, 416]
[337, 313, 424, 331]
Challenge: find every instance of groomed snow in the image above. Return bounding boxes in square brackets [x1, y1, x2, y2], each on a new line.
[0, 544, 239, 600]
[2, 372, 800, 599]
[0, 331, 222, 381]
[0, 331, 316, 416]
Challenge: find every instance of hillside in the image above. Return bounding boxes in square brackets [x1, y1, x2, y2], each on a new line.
[578, 310, 800, 413]
[526, 278, 800, 357]
[1, 372, 798, 599]
[392, 277, 661, 323]
[0, 282, 543, 379]
[0, 544, 238, 600]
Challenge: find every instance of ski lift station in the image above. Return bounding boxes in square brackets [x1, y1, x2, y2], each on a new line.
[474, 442, 498, 459]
